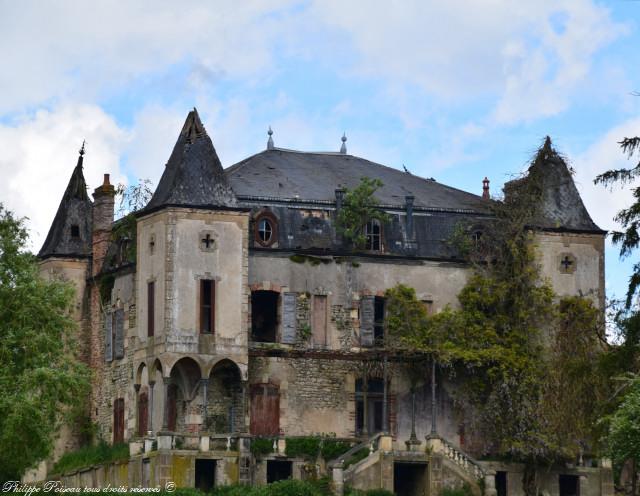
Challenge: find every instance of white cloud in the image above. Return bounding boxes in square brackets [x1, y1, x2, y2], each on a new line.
[306, 0, 625, 123]
[572, 117, 640, 232]
[0, 0, 297, 113]
[0, 104, 128, 252]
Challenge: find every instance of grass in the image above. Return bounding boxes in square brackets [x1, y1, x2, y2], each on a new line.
[52, 441, 129, 475]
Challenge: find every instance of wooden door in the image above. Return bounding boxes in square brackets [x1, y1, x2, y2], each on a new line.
[138, 392, 148, 437]
[250, 384, 279, 436]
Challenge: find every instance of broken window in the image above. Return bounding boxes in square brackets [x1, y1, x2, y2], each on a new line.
[200, 280, 215, 334]
[113, 397, 125, 444]
[251, 290, 279, 342]
[365, 219, 382, 251]
[374, 297, 385, 346]
[70, 224, 80, 238]
[355, 378, 386, 436]
[147, 281, 155, 337]
[250, 383, 280, 436]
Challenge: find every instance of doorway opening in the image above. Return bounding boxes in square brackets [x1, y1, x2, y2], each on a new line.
[496, 471, 507, 496]
[559, 474, 579, 496]
[267, 460, 292, 483]
[393, 461, 428, 496]
[195, 459, 216, 492]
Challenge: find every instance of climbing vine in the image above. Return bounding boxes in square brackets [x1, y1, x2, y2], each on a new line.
[386, 140, 606, 496]
[335, 178, 390, 250]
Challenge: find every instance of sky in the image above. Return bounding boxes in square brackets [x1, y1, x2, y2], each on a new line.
[0, 0, 639, 302]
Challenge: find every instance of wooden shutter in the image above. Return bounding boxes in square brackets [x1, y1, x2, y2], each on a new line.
[114, 308, 125, 359]
[360, 296, 375, 347]
[104, 312, 113, 362]
[250, 384, 280, 436]
[281, 292, 297, 344]
[312, 295, 327, 346]
[147, 281, 155, 337]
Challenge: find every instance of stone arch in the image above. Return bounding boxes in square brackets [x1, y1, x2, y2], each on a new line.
[135, 361, 147, 385]
[205, 359, 245, 433]
[167, 357, 203, 433]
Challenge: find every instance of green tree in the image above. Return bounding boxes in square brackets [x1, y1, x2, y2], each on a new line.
[0, 205, 89, 481]
[336, 177, 390, 250]
[607, 376, 640, 496]
[594, 135, 640, 308]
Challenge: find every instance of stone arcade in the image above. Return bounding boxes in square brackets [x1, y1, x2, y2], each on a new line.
[31, 109, 611, 496]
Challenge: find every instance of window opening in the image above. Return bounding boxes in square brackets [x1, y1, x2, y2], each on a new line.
[251, 290, 279, 342]
[355, 378, 386, 435]
[365, 219, 381, 251]
[200, 280, 215, 334]
[147, 281, 155, 337]
[70, 224, 80, 238]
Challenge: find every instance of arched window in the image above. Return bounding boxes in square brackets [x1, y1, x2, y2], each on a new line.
[365, 219, 382, 251]
[254, 212, 278, 247]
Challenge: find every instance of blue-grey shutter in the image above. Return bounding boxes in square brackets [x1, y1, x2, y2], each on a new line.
[281, 292, 297, 344]
[360, 296, 375, 347]
[105, 312, 113, 362]
[114, 308, 125, 359]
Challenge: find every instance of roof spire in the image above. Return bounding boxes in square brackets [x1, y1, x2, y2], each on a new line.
[340, 132, 347, 154]
[77, 140, 86, 168]
[267, 126, 274, 150]
[482, 177, 490, 200]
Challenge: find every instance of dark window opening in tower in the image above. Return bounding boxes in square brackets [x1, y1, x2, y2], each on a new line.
[71, 224, 80, 238]
[251, 290, 279, 342]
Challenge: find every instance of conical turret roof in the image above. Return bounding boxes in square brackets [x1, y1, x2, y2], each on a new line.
[145, 109, 236, 211]
[39, 145, 94, 258]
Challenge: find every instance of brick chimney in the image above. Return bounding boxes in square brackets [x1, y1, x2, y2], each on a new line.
[92, 174, 115, 276]
[482, 177, 490, 200]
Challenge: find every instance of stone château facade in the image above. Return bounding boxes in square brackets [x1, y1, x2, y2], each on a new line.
[32, 109, 611, 496]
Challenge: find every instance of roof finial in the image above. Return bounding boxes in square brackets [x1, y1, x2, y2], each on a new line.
[79, 140, 86, 157]
[76, 140, 86, 168]
[267, 126, 274, 150]
[482, 177, 490, 200]
[340, 132, 347, 154]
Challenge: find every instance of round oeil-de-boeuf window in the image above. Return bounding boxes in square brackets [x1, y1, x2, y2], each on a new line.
[255, 214, 277, 246]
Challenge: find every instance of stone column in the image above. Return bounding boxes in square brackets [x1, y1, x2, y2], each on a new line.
[134, 384, 141, 436]
[201, 378, 209, 430]
[362, 376, 369, 437]
[382, 355, 389, 434]
[431, 359, 437, 435]
[162, 377, 171, 431]
[148, 380, 155, 434]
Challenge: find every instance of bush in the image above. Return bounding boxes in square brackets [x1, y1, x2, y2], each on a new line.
[285, 437, 321, 460]
[345, 489, 394, 496]
[52, 441, 129, 474]
[441, 484, 474, 496]
[320, 439, 352, 461]
[251, 437, 275, 457]
[264, 479, 322, 496]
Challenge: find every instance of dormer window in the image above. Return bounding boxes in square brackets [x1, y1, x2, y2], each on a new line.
[365, 219, 382, 251]
[70, 224, 80, 238]
[254, 212, 278, 247]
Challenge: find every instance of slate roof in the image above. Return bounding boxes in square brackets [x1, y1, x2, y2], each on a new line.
[39, 149, 93, 259]
[145, 109, 237, 211]
[225, 148, 488, 212]
[505, 137, 603, 233]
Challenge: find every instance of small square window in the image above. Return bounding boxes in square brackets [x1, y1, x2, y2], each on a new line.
[71, 225, 80, 238]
